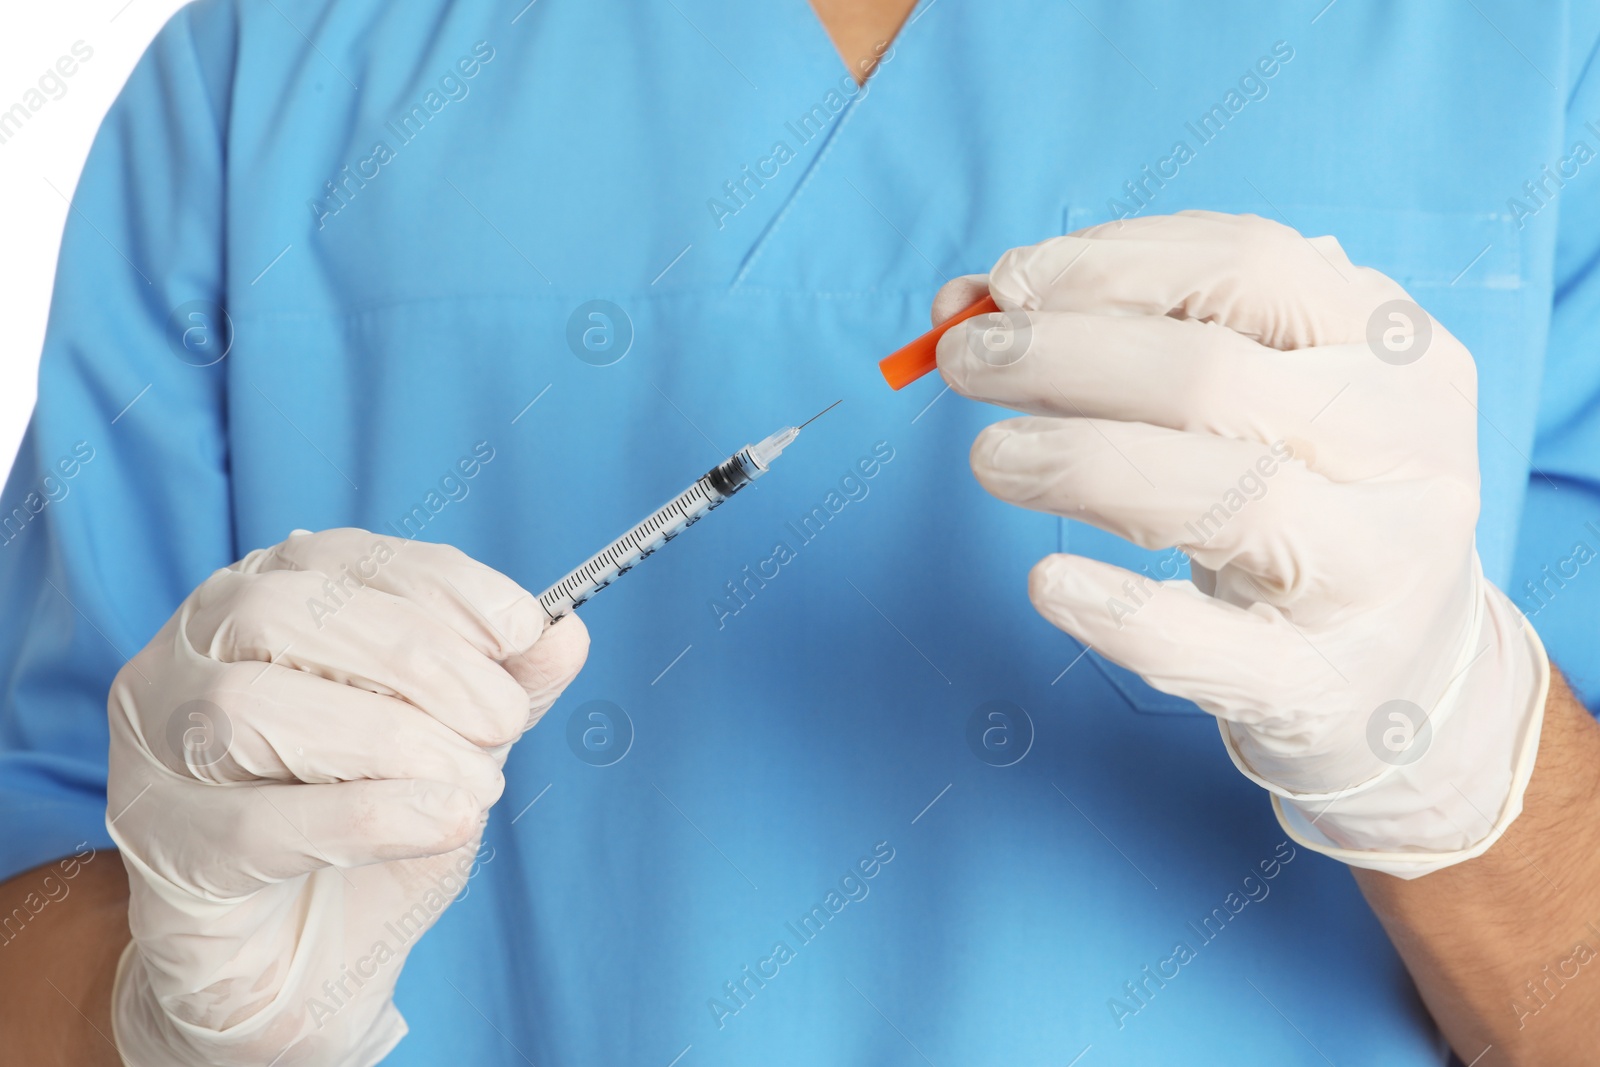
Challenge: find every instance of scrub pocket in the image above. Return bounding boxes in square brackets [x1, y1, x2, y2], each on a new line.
[1060, 202, 1524, 716]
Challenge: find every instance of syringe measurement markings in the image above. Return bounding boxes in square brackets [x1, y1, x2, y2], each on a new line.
[542, 476, 723, 611]
[538, 449, 778, 618]
[536, 415, 831, 621]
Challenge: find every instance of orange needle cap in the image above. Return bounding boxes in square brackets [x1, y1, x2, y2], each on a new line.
[878, 294, 999, 390]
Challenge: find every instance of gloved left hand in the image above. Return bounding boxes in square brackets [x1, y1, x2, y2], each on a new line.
[935, 210, 1549, 878]
[106, 529, 588, 1065]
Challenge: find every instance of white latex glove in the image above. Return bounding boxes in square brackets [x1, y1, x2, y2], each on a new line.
[106, 528, 588, 1065]
[937, 210, 1549, 879]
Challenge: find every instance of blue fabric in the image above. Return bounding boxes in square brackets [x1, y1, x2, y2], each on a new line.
[3, 0, 1596, 1061]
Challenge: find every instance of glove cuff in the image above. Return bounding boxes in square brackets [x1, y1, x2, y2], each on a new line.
[111, 939, 409, 1067]
[1263, 580, 1549, 878]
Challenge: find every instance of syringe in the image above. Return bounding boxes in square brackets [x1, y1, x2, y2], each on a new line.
[537, 402, 840, 622]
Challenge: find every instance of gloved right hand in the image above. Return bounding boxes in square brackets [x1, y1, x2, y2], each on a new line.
[105, 528, 588, 1066]
[934, 213, 1548, 879]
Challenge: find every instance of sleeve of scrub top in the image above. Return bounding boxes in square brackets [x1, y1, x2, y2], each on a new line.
[1512, 18, 1600, 714]
[0, 1, 239, 883]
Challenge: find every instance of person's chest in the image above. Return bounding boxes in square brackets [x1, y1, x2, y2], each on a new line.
[225, 0, 1554, 572]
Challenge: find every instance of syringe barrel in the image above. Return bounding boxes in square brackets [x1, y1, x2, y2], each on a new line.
[536, 446, 769, 622]
[704, 446, 767, 495]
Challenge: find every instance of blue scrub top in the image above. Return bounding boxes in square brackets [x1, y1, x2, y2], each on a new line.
[5, 1, 1600, 1063]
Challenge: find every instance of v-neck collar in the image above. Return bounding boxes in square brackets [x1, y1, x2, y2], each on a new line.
[804, 0, 920, 88]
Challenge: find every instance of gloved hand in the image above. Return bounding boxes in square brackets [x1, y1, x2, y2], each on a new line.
[936, 210, 1549, 878]
[106, 528, 588, 1065]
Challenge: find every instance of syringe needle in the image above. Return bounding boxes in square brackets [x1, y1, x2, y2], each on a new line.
[797, 399, 843, 430]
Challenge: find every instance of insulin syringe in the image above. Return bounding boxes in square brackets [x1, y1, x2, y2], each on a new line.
[536, 402, 840, 622]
